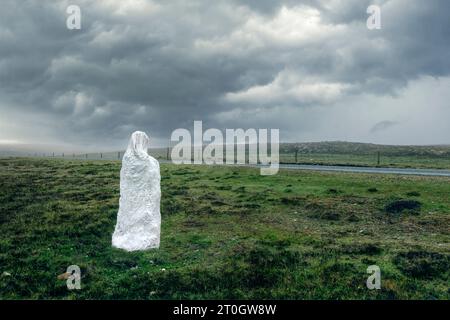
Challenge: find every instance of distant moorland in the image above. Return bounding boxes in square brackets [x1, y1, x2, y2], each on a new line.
[2, 141, 450, 169]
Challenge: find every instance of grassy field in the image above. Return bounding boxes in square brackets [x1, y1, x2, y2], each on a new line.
[0, 158, 449, 299]
[156, 142, 450, 169]
[278, 142, 450, 169]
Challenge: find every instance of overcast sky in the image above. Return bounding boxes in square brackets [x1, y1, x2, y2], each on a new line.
[1, 0, 449, 151]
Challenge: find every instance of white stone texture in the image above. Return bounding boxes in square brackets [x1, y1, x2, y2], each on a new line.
[112, 131, 161, 251]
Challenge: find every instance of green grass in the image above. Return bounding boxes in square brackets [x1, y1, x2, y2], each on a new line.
[278, 141, 450, 169]
[0, 158, 449, 299]
[278, 152, 450, 169]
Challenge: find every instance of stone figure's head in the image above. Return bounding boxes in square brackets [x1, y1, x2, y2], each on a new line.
[128, 131, 150, 155]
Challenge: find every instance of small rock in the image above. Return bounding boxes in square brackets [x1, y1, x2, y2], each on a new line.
[57, 272, 70, 280]
[2, 272, 11, 277]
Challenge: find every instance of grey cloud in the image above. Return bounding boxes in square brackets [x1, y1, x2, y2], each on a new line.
[0, 0, 449, 149]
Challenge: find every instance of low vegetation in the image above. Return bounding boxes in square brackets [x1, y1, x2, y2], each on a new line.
[0, 158, 449, 299]
[278, 142, 450, 169]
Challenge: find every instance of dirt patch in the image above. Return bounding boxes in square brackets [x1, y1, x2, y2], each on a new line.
[385, 199, 421, 213]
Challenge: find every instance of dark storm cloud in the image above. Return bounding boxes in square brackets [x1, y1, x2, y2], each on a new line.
[0, 0, 449, 148]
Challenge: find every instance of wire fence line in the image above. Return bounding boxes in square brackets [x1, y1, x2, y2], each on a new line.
[4, 147, 436, 169]
[11, 148, 274, 164]
[4, 141, 450, 172]
[6, 146, 272, 163]
[6, 148, 373, 163]
[13, 149, 169, 161]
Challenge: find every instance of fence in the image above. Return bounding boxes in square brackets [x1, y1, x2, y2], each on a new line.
[3, 147, 447, 169]
[13, 148, 169, 161]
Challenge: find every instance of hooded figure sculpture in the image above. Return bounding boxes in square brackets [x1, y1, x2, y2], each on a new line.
[112, 131, 161, 251]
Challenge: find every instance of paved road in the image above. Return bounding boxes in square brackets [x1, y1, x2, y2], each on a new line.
[264, 163, 450, 177]
[157, 159, 450, 177]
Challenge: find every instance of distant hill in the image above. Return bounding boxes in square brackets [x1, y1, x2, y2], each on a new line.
[280, 141, 450, 158]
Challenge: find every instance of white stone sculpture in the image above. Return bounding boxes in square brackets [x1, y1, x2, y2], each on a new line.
[112, 131, 161, 251]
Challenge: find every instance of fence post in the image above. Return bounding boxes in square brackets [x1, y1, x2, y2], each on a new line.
[377, 151, 380, 166]
[295, 149, 298, 163]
